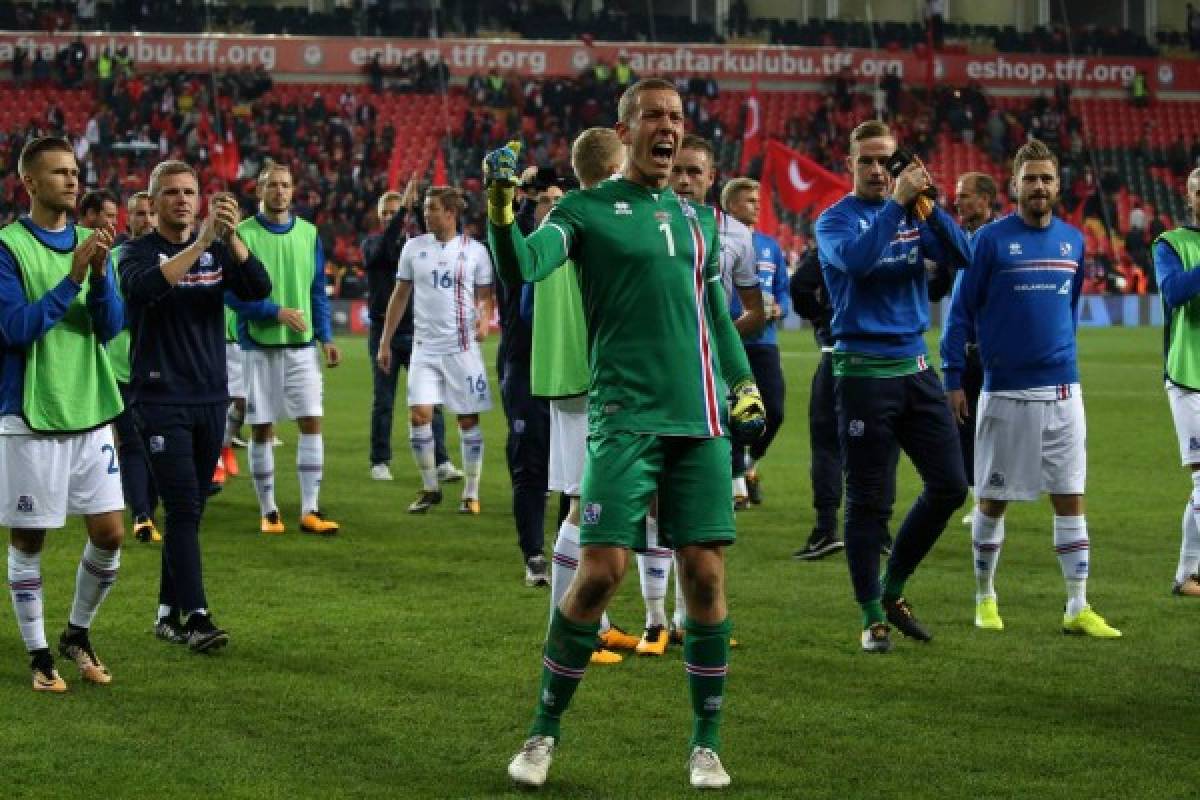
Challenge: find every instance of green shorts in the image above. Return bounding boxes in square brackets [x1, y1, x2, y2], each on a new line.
[578, 432, 735, 551]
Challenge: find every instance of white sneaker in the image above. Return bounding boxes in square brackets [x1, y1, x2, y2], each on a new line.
[961, 509, 974, 527]
[370, 463, 394, 481]
[230, 435, 247, 448]
[688, 747, 731, 789]
[437, 461, 464, 482]
[271, 436, 284, 447]
[508, 735, 555, 787]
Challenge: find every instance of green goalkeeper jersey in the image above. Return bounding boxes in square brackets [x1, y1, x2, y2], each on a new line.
[490, 177, 752, 438]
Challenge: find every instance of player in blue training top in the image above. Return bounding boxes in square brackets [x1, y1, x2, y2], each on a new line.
[943, 139, 1121, 638]
[815, 119, 970, 653]
[721, 177, 790, 506]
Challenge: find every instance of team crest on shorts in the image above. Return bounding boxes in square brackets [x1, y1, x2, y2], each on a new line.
[149, 435, 166, 453]
[988, 471, 1006, 488]
[848, 420, 865, 437]
[1190, 436, 1200, 452]
[15, 495, 34, 513]
[582, 502, 602, 525]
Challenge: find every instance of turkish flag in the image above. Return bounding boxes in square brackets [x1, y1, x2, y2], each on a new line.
[738, 82, 762, 174]
[761, 141, 850, 218]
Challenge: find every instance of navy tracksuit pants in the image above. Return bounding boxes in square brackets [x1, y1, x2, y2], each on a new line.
[835, 369, 968, 604]
[134, 402, 223, 615]
[500, 359, 549, 560]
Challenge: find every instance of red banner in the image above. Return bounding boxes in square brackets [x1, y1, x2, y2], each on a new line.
[0, 32, 1195, 92]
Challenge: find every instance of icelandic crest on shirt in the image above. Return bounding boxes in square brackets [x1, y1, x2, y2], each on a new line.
[1008, 242, 1023, 255]
[1060, 241, 1073, 257]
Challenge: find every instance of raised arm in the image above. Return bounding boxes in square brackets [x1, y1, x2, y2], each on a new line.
[487, 216, 574, 286]
[815, 200, 907, 278]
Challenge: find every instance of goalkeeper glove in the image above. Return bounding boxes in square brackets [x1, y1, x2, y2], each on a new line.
[730, 379, 766, 441]
[482, 140, 522, 227]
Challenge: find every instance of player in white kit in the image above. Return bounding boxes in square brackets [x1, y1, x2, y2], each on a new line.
[377, 187, 495, 514]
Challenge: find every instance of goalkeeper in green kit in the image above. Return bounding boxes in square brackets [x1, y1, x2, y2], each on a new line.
[487, 78, 765, 791]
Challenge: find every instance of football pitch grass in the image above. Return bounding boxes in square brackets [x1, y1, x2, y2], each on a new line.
[1, 326, 1192, 799]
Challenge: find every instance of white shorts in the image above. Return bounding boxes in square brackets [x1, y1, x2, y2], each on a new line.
[1166, 382, 1200, 466]
[974, 392, 1087, 501]
[548, 395, 587, 496]
[407, 345, 492, 415]
[0, 419, 124, 529]
[226, 341, 245, 399]
[244, 346, 324, 425]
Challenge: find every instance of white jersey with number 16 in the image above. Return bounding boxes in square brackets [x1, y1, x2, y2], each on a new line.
[396, 232, 494, 355]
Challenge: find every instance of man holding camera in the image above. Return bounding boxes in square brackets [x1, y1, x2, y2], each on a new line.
[814, 120, 969, 653]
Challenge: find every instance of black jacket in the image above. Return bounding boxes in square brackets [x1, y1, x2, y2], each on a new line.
[120, 231, 272, 404]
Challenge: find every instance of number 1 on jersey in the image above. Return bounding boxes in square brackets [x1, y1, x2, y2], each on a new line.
[658, 221, 676, 257]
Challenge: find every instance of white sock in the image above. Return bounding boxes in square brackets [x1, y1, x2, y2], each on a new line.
[1053, 514, 1090, 617]
[549, 519, 609, 631]
[297, 433, 323, 515]
[157, 603, 173, 622]
[248, 438, 277, 515]
[733, 476, 747, 497]
[550, 520, 580, 621]
[972, 509, 1005, 602]
[672, 552, 686, 630]
[8, 546, 46, 651]
[461, 426, 484, 500]
[69, 541, 120, 629]
[637, 516, 670, 628]
[223, 403, 245, 448]
[1179, 475, 1200, 584]
[409, 423, 438, 491]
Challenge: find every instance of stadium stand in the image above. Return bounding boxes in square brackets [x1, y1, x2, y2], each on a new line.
[0, 3, 1189, 296]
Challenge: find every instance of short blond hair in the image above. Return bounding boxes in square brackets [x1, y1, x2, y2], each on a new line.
[571, 128, 623, 189]
[617, 78, 678, 125]
[257, 160, 291, 185]
[720, 177, 758, 210]
[376, 190, 403, 214]
[849, 119, 894, 154]
[126, 190, 150, 212]
[1012, 139, 1059, 176]
[148, 160, 197, 196]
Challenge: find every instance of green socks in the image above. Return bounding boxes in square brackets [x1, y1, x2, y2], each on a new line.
[683, 616, 731, 752]
[860, 599, 885, 629]
[529, 608, 600, 741]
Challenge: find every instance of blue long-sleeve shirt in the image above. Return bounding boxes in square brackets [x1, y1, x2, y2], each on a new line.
[226, 213, 333, 348]
[942, 213, 1085, 392]
[1154, 232, 1200, 310]
[729, 231, 791, 347]
[816, 194, 969, 358]
[0, 218, 123, 417]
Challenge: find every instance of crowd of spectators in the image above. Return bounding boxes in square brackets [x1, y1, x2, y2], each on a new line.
[1, 0, 1164, 56]
[0, 18, 1193, 298]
